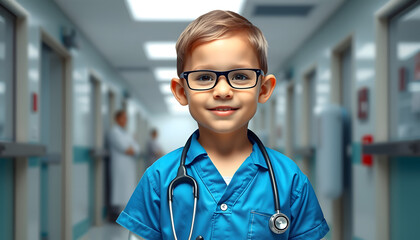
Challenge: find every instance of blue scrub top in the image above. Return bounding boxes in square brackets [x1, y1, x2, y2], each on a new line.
[117, 131, 329, 240]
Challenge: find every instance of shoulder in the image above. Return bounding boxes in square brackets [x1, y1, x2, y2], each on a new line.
[144, 147, 184, 180]
[264, 148, 309, 198]
[265, 148, 302, 175]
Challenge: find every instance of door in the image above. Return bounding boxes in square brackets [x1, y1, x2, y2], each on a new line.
[388, 3, 420, 239]
[302, 69, 316, 179]
[286, 84, 295, 157]
[40, 42, 64, 240]
[339, 46, 353, 240]
[0, 4, 16, 240]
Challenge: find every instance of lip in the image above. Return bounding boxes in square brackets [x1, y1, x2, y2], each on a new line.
[208, 106, 239, 117]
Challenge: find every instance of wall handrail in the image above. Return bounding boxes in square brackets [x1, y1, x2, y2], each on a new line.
[0, 141, 46, 158]
[90, 148, 109, 158]
[294, 147, 315, 159]
[362, 139, 420, 157]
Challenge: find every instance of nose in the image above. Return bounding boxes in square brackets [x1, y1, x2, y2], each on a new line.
[213, 76, 233, 99]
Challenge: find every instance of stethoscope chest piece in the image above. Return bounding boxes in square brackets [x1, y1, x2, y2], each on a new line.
[269, 211, 289, 234]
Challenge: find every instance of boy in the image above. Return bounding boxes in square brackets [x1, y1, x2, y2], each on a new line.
[117, 10, 329, 240]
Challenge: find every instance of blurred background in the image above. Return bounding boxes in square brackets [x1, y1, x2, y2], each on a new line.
[1, 0, 420, 239]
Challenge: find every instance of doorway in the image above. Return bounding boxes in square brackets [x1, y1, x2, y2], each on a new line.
[286, 83, 295, 157]
[0, 4, 16, 240]
[331, 36, 354, 240]
[39, 42, 65, 240]
[302, 67, 317, 179]
[38, 29, 73, 240]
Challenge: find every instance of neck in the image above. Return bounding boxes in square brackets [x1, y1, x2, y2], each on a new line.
[197, 126, 252, 157]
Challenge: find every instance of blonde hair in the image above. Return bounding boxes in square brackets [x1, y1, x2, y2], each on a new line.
[176, 10, 268, 76]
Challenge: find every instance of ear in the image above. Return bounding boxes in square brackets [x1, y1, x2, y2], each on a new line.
[171, 77, 188, 106]
[258, 74, 276, 103]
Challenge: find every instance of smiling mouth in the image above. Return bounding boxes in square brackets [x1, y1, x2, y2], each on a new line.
[209, 107, 239, 111]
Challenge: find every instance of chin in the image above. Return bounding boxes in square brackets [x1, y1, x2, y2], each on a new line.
[200, 122, 249, 134]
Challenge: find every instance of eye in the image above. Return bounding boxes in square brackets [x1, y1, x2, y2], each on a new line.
[196, 74, 214, 81]
[231, 73, 250, 81]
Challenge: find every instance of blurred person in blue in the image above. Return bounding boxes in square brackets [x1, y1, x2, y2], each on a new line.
[145, 128, 164, 168]
[108, 110, 140, 222]
[117, 10, 329, 239]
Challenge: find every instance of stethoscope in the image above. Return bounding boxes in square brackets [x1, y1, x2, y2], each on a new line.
[167, 130, 289, 240]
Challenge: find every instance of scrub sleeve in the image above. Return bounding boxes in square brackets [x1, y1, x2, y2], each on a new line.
[117, 170, 162, 239]
[289, 176, 329, 239]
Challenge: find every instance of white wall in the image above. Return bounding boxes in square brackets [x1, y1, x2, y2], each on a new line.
[279, 0, 389, 240]
[16, 0, 148, 238]
[149, 113, 197, 155]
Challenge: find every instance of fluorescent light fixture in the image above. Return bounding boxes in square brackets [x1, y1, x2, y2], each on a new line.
[73, 70, 84, 81]
[78, 96, 90, 105]
[126, 0, 245, 21]
[29, 69, 39, 82]
[398, 42, 420, 60]
[28, 44, 39, 59]
[409, 82, 420, 92]
[296, 84, 302, 94]
[323, 48, 331, 58]
[316, 96, 328, 105]
[102, 105, 108, 114]
[101, 84, 108, 93]
[401, 6, 420, 22]
[154, 67, 177, 81]
[75, 83, 91, 94]
[169, 104, 190, 115]
[165, 96, 189, 115]
[316, 83, 330, 93]
[0, 42, 5, 60]
[0, 82, 5, 94]
[159, 83, 173, 95]
[164, 96, 179, 105]
[144, 42, 177, 60]
[356, 43, 375, 59]
[319, 69, 330, 81]
[356, 68, 374, 82]
[278, 104, 285, 114]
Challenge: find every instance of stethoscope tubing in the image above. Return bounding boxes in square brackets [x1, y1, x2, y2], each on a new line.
[167, 130, 287, 239]
[169, 197, 198, 240]
[247, 130, 281, 212]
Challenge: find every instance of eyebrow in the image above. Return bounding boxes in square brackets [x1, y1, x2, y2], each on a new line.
[192, 65, 256, 71]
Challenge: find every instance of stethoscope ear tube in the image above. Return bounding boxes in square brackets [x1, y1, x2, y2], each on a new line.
[168, 133, 200, 240]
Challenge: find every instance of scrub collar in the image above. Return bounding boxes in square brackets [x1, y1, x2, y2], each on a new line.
[184, 130, 269, 170]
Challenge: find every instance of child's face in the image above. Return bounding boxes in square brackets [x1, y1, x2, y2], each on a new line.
[171, 33, 276, 134]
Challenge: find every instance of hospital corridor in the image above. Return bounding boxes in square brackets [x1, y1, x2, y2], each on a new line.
[1, 0, 420, 239]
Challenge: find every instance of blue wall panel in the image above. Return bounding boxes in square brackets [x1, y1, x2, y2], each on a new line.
[390, 157, 420, 240]
[0, 159, 14, 240]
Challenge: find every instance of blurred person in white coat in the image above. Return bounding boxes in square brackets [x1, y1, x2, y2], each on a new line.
[145, 128, 164, 168]
[108, 110, 140, 221]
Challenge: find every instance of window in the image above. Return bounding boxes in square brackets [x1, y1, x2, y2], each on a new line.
[389, 2, 420, 141]
[0, 5, 15, 141]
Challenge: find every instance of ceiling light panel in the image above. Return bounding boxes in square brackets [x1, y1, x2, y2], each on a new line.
[165, 96, 189, 115]
[159, 83, 173, 95]
[253, 5, 314, 17]
[126, 0, 245, 21]
[144, 42, 177, 60]
[154, 67, 178, 81]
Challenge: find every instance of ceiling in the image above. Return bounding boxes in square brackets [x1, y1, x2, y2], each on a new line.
[53, 0, 346, 116]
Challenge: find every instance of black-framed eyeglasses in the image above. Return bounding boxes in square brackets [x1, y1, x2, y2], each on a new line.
[180, 68, 264, 91]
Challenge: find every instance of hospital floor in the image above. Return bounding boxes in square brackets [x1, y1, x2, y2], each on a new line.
[79, 222, 144, 240]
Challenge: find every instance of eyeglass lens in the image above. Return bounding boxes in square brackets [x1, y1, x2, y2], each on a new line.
[188, 69, 257, 90]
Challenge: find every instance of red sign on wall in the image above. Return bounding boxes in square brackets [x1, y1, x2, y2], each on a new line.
[415, 52, 420, 81]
